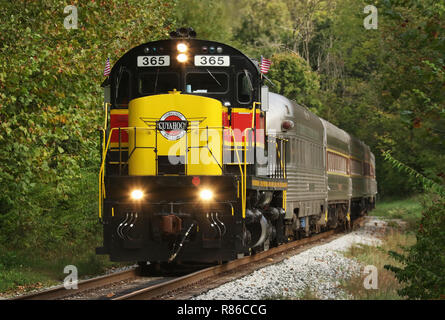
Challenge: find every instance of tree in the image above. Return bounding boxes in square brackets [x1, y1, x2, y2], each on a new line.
[0, 0, 175, 249]
[233, 0, 292, 57]
[173, 0, 232, 43]
[267, 52, 322, 111]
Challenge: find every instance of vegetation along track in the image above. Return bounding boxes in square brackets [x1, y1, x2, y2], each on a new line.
[13, 217, 364, 300]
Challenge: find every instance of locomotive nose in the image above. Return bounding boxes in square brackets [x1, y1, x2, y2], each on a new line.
[127, 92, 224, 177]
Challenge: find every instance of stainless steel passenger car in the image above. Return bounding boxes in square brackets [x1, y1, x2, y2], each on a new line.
[266, 92, 377, 232]
[267, 93, 327, 236]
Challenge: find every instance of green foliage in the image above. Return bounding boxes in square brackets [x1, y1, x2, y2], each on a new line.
[173, 0, 231, 43]
[382, 151, 445, 197]
[382, 151, 445, 299]
[232, 0, 292, 57]
[267, 52, 322, 110]
[385, 194, 445, 299]
[0, 0, 175, 256]
[318, 0, 445, 196]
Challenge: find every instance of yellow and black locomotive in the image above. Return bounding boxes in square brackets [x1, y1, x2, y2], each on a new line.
[96, 28, 377, 265]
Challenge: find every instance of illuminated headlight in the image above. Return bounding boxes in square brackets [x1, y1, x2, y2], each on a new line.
[177, 53, 188, 63]
[199, 189, 213, 201]
[177, 43, 188, 52]
[131, 189, 144, 200]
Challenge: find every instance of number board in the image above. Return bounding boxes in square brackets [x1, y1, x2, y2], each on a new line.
[137, 56, 170, 67]
[194, 55, 230, 67]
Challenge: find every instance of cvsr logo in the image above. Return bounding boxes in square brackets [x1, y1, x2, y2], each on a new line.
[157, 111, 188, 141]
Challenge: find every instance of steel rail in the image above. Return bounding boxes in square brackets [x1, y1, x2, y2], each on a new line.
[13, 268, 138, 300]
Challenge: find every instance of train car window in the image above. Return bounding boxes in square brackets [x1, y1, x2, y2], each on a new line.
[363, 162, 371, 176]
[237, 72, 253, 103]
[185, 72, 229, 93]
[116, 68, 131, 106]
[327, 152, 348, 174]
[351, 159, 363, 175]
[138, 72, 179, 94]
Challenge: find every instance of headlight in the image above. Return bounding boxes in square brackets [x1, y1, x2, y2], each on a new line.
[131, 189, 144, 200]
[177, 53, 188, 63]
[177, 43, 188, 52]
[199, 189, 213, 201]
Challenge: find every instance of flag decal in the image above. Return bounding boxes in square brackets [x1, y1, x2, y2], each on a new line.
[103, 57, 111, 77]
[260, 56, 271, 74]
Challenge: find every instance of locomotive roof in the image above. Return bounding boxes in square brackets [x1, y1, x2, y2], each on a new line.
[107, 39, 260, 79]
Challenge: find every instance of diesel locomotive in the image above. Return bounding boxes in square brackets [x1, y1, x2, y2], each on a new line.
[96, 28, 377, 265]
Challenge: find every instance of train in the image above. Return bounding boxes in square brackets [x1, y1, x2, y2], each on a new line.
[96, 28, 377, 267]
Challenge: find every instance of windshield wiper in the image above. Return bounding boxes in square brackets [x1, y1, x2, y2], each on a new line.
[115, 66, 123, 104]
[154, 68, 159, 93]
[243, 69, 254, 91]
[206, 69, 222, 87]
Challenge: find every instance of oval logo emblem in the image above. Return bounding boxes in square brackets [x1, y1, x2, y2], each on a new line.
[157, 111, 188, 140]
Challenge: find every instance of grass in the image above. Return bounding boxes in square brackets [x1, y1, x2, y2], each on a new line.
[0, 245, 127, 297]
[340, 229, 416, 299]
[338, 195, 421, 299]
[370, 196, 422, 231]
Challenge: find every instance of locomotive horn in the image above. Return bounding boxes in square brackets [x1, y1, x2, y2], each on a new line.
[170, 27, 197, 39]
[169, 31, 179, 38]
[188, 28, 197, 38]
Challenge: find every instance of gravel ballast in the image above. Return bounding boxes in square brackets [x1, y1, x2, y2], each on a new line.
[193, 217, 387, 300]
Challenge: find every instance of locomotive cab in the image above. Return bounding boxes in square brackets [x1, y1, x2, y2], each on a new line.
[106, 39, 261, 110]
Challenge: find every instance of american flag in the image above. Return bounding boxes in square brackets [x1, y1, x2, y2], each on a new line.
[103, 57, 111, 77]
[260, 56, 271, 74]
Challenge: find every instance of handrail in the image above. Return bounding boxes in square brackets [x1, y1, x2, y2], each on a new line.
[99, 126, 232, 219]
[98, 112, 281, 221]
[99, 126, 150, 219]
[227, 128, 244, 218]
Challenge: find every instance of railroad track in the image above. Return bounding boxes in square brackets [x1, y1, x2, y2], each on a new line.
[115, 229, 341, 300]
[13, 268, 139, 300]
[13, 217, 365, 300]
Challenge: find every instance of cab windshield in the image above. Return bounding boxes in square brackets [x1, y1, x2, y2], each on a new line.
[185, 72, 229, 94]
[138, 72, 179, 94]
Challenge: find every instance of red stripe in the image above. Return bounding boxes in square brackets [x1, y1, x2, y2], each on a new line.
[110, 114, 128, 143]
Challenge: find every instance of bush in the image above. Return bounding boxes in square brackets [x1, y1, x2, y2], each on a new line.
[385, 194, 445, 299]
[382, 152, 445, 299]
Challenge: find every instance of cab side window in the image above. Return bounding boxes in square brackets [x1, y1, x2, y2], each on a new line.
[237, 72, 253, 104]
[115, 68, 131, 107]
